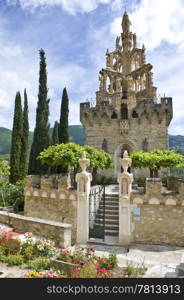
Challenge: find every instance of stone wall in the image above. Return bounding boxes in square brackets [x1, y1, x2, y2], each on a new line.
[24, 175, 77, 244]
[131, 178, 184, 246]
[0, 211, 71, 248]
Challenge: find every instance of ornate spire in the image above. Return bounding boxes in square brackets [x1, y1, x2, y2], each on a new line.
[121, 11, 131, 33]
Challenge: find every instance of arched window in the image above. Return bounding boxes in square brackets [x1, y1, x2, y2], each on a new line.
[132, 110, 138, 118]
[111, 111, 117, 119]
[102, 139, 108, 152]
[121, 103, 128, 119]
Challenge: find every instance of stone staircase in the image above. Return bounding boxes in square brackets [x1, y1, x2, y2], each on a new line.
[94, 194, 119, 237]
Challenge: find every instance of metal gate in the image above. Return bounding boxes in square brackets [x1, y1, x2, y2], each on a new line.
[89, 185, 105, 240]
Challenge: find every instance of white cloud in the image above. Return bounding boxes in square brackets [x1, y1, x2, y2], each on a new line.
[6, 0, 112, 14]
[110, 0, 184, 50]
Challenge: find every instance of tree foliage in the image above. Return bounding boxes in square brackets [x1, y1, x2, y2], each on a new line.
[9, 92, 23, 184]
[131, 149, 184, 177]
[0, 161, 10, 177]
[28, 49, 50, 175]
[58, 87, 69, 144]
[20, 89, 29, 180]
[38, 142, 113, 171]
[52, 121, 59, 145]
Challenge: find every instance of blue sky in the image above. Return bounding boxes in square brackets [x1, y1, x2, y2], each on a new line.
[0, 0, 184, 135]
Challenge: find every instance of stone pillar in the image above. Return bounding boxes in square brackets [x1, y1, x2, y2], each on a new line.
[76, 151, 92, 244]
[118, 151, 133, 246]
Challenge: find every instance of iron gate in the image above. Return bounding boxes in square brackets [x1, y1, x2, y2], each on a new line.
[89, 185, 105, 240]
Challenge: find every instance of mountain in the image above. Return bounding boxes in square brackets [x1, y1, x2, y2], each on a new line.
[0, 126, 184, 155]
[169, 135, 184, 148]
[0, 127, 12, 154]
[0, 125, 85, 155]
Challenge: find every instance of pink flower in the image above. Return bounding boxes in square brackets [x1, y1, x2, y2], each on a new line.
[98, 268, 107, 273]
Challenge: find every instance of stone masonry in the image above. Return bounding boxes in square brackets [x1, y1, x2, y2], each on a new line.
[24, 175, 77, 243]
[80, 12, 173, 178]
[131, 178, 184, 246]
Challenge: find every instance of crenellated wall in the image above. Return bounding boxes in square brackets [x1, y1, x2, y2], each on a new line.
[131, 178, 184, 246]
[24, 175, 77, 243]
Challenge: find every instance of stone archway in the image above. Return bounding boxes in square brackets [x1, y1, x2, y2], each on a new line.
[114, 141, 135, 174]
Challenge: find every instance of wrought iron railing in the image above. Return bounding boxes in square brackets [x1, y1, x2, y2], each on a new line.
[89, 185, 105, 230]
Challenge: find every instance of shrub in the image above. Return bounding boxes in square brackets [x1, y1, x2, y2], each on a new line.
[27, 257, 51, 272]
[23, 246, 36, 261]
[125, 263, 147, 278]
[35, 239, 56, 258]
[0, 246, 6, 262]
[98, 253, 117, 270]
[2, 238, 21, 255]
[72, 261, 97, 278]
[5, 254, 24, 266]
[0, 180, 24, 211]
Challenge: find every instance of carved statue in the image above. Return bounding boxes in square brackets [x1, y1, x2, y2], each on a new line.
[99, 74, 103, 91]
[116, 78, 122, 92]
[106, 53, 110, 67]
[116, 36, 120, 48]
[146, 72, 153, 88]
[133, 33, 137, 48]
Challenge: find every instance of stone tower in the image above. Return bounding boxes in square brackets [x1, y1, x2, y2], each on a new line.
[80, 12, 173, 177]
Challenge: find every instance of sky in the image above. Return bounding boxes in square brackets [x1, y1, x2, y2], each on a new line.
[0, 0, 184, 135]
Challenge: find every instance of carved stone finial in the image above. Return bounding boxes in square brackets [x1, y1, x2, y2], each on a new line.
[120, 150, 132, 172]
[133, 33, 137, 48]
[79, 151, 90, 173]
[122, 11, 131, 33]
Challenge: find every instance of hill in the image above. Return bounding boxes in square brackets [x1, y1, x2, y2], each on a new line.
[1, 126, 184, 156]
[0, 125, 85, 155]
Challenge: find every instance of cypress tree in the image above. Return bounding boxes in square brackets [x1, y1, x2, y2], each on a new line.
[28, 49, 50, 175]
[52, 121, 59, 145]
[10, 91, 23, 184]
[20, 89, 29, 180]
[58, 87, 69, 144]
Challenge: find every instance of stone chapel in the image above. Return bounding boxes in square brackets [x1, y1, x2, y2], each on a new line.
[80, 12, 173, 177]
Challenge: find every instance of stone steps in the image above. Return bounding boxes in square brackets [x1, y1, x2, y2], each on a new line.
[91, 194, 119, 237]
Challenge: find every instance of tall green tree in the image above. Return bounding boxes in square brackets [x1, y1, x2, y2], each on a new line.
[131, 149, 184, 177]
[28, 49, 50, 175]
[20, 89, 29, 179]
[52, 121, 59, 145]
[58, 87, 69, 144]
[10, 92, 23, 184]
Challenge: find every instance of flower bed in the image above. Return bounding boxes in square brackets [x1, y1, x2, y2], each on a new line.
[0, 228, 146, 278]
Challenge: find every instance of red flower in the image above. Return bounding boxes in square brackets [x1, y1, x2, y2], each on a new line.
[72, 268, 80, 273]
[74, 258, 79, 264]
[107, 264, 113, 269]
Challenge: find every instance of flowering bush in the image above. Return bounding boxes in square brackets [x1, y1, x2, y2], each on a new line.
[25, 269, 67, 278]
[57, 247, 96, 265]
[20, 232, 57, 259]
[0, 224, 12, 242]
[58, 247, 119, 278]
[35, 239, 56, 258]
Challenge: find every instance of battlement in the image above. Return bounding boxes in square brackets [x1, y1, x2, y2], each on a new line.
[131, 177, 184, 206]
[24, 175, 76, 200]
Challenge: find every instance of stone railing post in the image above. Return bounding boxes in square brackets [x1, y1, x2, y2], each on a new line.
[118, 151, 134, 246]
[76, 151, 92, 244]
